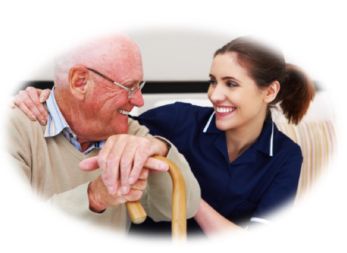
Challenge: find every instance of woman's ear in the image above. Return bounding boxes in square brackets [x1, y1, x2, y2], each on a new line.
[68, 65, 90, 100]
[264, 80, 280, 104]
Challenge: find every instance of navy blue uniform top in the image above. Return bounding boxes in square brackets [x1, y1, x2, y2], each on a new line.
[135, 102, 302, 229]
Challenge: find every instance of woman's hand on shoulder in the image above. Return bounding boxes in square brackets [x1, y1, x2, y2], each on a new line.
[12, 87, 50, 125]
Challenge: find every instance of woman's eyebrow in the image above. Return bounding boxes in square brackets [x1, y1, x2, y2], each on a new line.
[221, 76, 240, 82]
[209, 74, 239, 82]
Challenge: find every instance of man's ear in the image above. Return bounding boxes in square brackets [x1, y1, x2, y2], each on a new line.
[68, 65, 90, 100]
[264, 80, 280, 104]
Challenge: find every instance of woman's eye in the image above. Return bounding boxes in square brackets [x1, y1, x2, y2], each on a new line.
[208, 80, 217, 85]
[226, 81, 238, 88]
[208, 79, 239, 88]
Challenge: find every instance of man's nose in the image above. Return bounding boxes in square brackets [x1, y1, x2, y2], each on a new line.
[129, 90, 144, 107]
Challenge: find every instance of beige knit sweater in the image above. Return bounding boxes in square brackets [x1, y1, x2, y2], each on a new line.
[7, 108, 200, 233]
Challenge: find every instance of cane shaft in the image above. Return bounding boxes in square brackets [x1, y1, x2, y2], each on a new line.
[126, 156, 187, 240]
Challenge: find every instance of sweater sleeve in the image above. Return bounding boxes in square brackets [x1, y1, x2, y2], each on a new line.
[48, 183, 129, 230]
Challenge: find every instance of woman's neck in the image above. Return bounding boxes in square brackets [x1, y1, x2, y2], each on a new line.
[225, 113, 266, 162]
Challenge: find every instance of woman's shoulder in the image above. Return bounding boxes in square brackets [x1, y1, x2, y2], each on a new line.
[274, 123, 302, 157]
[159, 101, 212, 111]
[136, 102, 214, 135]
[172, 102, 215, 123]
[142, 101, 213, 120]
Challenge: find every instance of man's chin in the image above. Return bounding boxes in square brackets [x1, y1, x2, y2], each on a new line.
[111, 123, 129, 135]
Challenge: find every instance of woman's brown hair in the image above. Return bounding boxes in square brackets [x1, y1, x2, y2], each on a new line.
[214, 37, 315, 124]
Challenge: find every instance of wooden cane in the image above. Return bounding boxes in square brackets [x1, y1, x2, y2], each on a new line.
[126, 156, 187, 240]
[126, 201, 147, 224]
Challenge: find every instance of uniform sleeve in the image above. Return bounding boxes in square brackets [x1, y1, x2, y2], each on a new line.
[251, 149, 302, 223]
[135, 103, 180, 139]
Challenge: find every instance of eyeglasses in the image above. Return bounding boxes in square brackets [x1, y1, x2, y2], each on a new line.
[86, 67, 146, 98]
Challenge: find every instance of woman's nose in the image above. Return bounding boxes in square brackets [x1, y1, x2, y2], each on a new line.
[209, 84, 225, 102]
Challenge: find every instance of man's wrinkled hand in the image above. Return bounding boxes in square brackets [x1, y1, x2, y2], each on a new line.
[88, 169, 149, 212]
[79, 134, 169, 195]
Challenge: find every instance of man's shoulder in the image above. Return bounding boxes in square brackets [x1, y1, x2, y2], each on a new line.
[9, 107, 36, 124]
[128, 117, 149, 137]
[7, 108, 48, 159]
[8, 107, 46, 134]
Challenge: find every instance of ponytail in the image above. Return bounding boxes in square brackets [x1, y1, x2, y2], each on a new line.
[275, 64, 315, 124]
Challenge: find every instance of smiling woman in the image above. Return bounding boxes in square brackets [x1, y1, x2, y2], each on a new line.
[131, 36, 316, 235]
[208, 52, 271, 148]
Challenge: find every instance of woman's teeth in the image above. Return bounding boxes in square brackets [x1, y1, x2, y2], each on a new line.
[215, 107, 236, 113]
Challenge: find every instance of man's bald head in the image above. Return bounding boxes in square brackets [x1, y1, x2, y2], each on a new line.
[54, 34, 143, 86]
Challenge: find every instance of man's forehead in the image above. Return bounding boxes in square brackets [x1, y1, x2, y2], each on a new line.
[117, 75, 143, 86]
[108, 60, 143, 82]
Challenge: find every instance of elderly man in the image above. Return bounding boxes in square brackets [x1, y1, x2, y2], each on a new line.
[8, 35, 200, 232]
